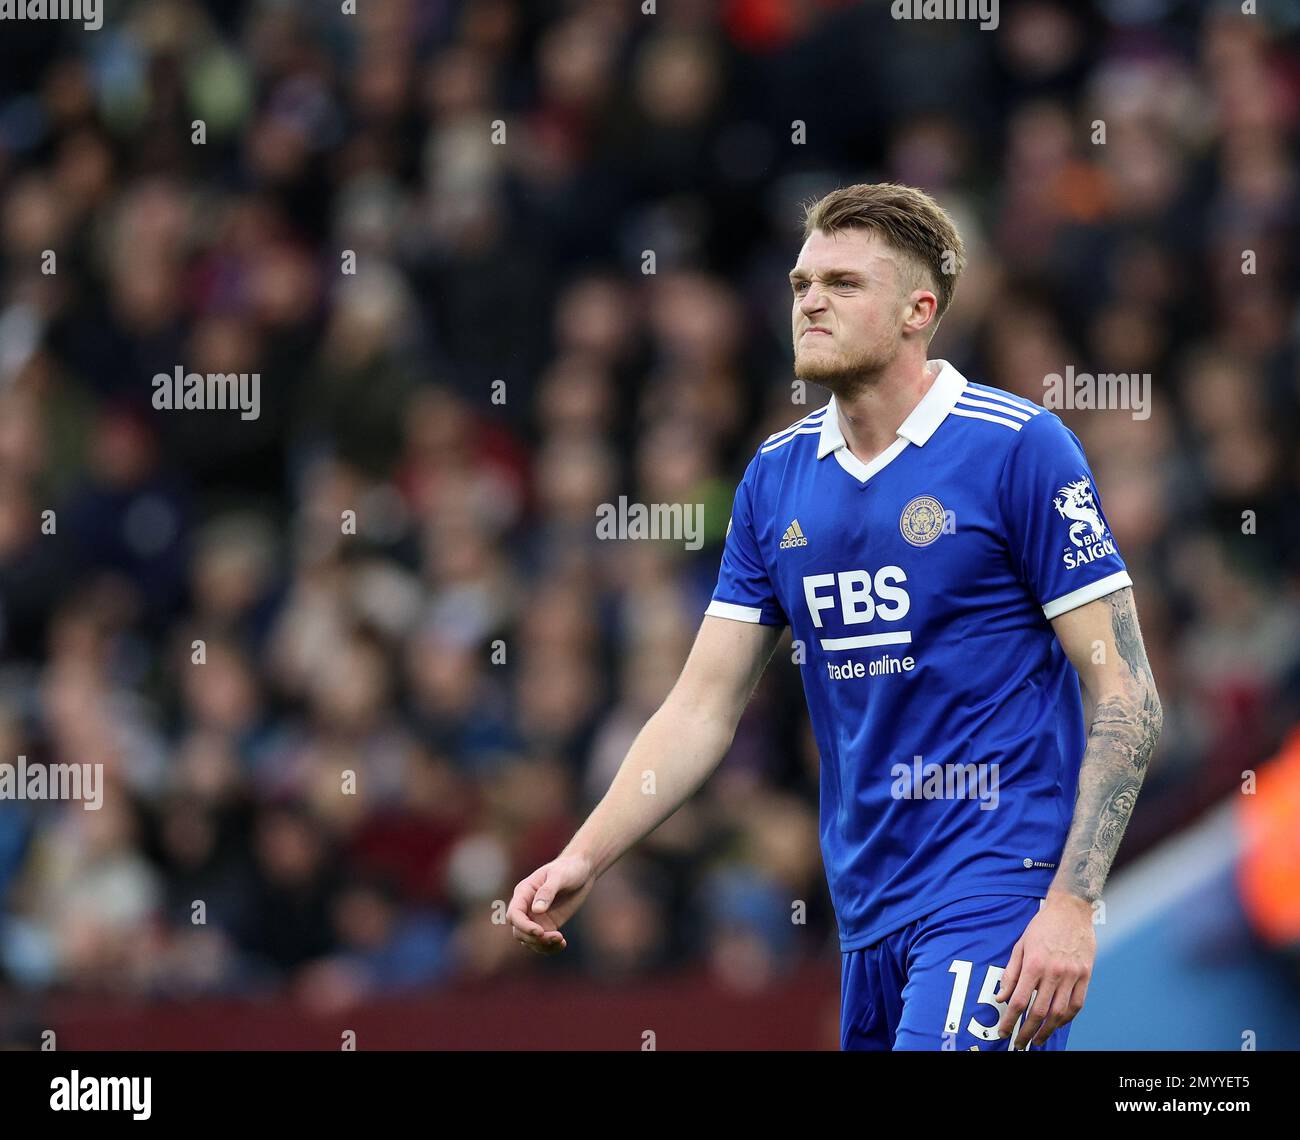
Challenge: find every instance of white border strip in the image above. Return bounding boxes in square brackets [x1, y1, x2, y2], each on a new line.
[1041, 570, 1132, 619]
[950, 408, 1023, 431]
[762, 408, 829, 447]
[957, 395, 1033, 421]
[761, 425, 826, 453]
[705, 600, 764, 623]
[820, 631, 912, 651]
[967, 385, 1042, 415]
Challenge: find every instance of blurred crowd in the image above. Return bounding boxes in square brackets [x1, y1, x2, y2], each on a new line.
[0, 0, 1298, 1024]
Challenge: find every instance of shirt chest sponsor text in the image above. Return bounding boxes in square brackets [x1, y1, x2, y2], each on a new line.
[803, 566, 917, 679]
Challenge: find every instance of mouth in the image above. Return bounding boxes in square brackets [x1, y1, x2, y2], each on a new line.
[801, 327, 831, 338]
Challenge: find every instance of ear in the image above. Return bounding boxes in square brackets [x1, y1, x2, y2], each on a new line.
[903, 290, 938, 337]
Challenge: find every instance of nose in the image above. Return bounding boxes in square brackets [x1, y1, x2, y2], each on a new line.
[798, 285, 828, 315]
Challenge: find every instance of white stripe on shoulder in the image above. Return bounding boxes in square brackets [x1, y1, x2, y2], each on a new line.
[956, 394, 1033, 421]
[760, 425, 824, 453]
[966, 384, 1042, 416]
[762, 405, 829, 446]
[949, 407, 1023, 432]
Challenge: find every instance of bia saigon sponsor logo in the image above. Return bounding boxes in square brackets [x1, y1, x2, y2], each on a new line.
[1052, 478, 1116, 569]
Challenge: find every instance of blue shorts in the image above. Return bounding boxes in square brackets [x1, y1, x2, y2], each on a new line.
[840, 893, 1074, 1051]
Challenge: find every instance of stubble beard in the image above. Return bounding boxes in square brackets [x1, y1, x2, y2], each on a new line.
[793, 333, 900, 399]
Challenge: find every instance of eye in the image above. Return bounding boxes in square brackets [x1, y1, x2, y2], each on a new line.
[792, 281, 808, 294]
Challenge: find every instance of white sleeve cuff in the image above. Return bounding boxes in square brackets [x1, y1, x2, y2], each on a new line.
[1041, 570, 1133, 620]
[705, 600, 769, 624]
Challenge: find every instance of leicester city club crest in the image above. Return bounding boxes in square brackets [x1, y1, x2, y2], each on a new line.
[900, 495, 945, 547]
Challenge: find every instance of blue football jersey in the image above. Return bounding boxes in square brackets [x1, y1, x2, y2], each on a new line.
[707, 360, 1131, 950]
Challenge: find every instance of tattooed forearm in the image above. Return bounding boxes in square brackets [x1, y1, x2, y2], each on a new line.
[1107, 587, 1152, 684]
[1055, 589, 1163, 902]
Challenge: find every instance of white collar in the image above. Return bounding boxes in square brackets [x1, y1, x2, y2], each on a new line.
[816, 359, 968, 459]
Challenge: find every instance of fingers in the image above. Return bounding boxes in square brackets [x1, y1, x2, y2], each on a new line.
[532, 858, 582, 914]
[1014, 977, 1057, 1050]
[995, 946, 1044, 1049]
[999, 976, 1037, 1049]
[1044, 972, 1089, 1037]
[514, 927, 566, 954]
[1027, 981, 1081, 1049]
[993, 941, 1023, 1039]
[509, 909, 566, 956]
[1068, 969, 1091, 1015]
[505, 879, 546, 940]
[998, 964, 1093, 1049]
[532, 880, 555, 915]
[506, 867, 571, 954]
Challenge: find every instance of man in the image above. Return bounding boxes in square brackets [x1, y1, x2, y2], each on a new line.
[507, 182, 1162, 1051]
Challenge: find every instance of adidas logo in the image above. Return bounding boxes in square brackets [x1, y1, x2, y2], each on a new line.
[779, 519, 809, 549]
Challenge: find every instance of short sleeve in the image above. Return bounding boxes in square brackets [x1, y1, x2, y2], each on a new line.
[999, 412, 1132, 620]
[705, 456, 788, 627]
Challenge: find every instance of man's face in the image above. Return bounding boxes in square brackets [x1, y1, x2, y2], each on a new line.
[789, 227, 917, 389]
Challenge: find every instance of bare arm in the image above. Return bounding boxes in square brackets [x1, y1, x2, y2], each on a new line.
[507, 614, 783, 951]
[994, 585, 1163, 1046]
[1048, 585, 1163, 902]
[564, 615, 783, 877]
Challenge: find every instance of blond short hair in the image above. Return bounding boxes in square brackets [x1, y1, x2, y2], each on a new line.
[801, 183, 966, 329]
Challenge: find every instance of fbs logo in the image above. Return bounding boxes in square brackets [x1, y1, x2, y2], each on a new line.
[779, 518, 809, 549]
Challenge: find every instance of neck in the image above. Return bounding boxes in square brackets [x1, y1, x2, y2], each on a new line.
[828, 357, 941, 462]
